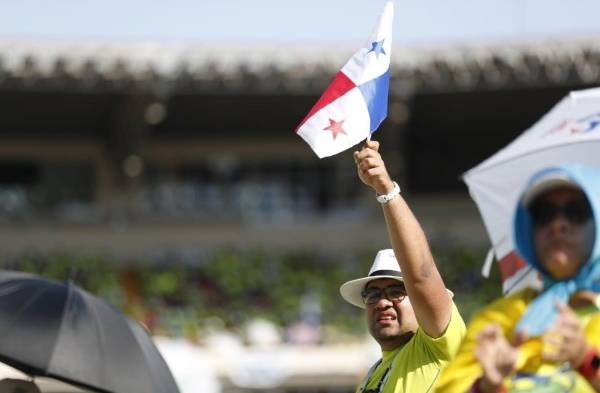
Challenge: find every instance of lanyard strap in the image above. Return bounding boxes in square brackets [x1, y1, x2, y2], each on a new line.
[359, 359, 381, 393]
[359, 357, 394, 393]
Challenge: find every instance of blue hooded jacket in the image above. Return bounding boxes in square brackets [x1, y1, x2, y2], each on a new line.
[513, 164, 600, 337]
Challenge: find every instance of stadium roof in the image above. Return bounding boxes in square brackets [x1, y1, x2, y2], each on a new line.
[1, 36, 599, 94]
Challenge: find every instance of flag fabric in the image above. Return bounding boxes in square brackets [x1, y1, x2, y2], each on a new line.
[295, 2, 394, 158]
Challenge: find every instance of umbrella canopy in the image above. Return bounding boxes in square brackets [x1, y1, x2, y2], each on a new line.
[0, 270, 180, 393]
[464, 87, 600, 293]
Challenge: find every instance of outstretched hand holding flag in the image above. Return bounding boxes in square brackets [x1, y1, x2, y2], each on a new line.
[296, 2, 394, 158]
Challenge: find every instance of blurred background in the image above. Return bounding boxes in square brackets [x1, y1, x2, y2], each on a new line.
[1, 0, 600, 392]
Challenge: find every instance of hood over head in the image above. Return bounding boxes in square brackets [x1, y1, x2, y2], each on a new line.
[514, 164, 600, 280]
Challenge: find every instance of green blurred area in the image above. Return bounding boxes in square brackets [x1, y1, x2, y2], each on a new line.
[0, 246, 502, 342]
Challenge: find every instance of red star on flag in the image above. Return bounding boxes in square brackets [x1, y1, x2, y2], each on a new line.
[323, 118, 347, 140]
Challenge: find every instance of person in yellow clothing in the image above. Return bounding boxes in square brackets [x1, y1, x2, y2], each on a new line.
[340, 141, 466, 393]
[436, 164, 600, 393]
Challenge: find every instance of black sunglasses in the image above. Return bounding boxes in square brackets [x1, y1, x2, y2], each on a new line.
[361, 285, 407, 305]
[529, 199, 592, 227]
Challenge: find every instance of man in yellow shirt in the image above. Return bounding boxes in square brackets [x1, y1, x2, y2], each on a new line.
[436, 164, 600, 392]
[340, 141, 466, 393]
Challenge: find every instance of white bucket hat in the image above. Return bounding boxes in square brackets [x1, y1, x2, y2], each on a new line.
[340, 249, 454, 309]
[339, 249, 404, 309]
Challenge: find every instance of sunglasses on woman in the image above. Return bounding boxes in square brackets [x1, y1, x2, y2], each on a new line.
[529, 198, 592, 227]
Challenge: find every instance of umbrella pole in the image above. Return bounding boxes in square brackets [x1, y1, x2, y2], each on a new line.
[481, 247, 495, 278]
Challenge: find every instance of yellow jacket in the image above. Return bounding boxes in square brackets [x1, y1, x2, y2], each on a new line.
[435, 288, 600, 393]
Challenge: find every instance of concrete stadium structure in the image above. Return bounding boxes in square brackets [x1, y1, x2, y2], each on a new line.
[0, 37, 598, 260]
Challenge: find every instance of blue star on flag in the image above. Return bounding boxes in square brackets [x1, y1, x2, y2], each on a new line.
[368, 39, 386, 57]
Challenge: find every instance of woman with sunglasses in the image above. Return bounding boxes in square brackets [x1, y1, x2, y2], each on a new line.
[436, 164, 600, 393]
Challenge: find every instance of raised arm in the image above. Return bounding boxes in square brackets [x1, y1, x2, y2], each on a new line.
[354, 140, 451, 337]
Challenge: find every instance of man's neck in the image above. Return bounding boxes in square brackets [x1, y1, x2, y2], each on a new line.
[380, 331, 415, 352]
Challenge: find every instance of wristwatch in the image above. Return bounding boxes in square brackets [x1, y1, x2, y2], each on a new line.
[376, 181, 401, 204]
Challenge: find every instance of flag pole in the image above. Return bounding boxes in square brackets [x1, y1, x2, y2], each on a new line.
[360, 134, 371, 151]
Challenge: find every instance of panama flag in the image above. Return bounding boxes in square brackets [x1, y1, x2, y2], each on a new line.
[296, 2, 394, 158]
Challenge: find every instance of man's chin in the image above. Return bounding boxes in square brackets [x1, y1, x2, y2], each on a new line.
[372, 326, 399, 339]
[375, 330, 415, 347]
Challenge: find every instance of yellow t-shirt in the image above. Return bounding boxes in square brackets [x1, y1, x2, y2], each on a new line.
[434, 288, 600, 393]
[357, 302, 466, 393]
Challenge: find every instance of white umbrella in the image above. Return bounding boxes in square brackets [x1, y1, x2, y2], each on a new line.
[464, 87, 600, 294]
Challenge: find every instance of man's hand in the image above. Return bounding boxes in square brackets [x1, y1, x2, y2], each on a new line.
[353, 140, 394, 195]
[475, 324, 519, 392]
[542, 301, 588, 368]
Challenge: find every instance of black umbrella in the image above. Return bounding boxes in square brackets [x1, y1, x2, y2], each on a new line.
[0, 270, 180, 393]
